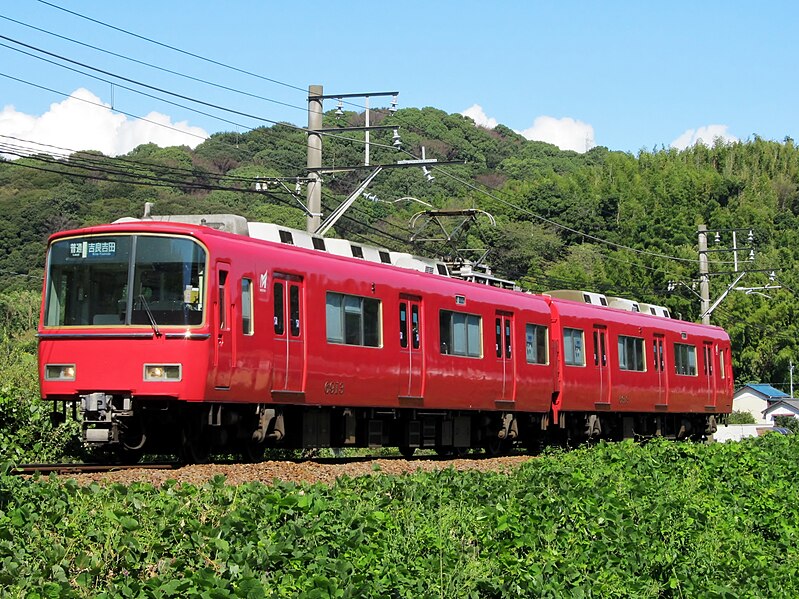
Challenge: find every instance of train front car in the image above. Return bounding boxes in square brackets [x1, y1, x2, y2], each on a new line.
[38, 223, 211, 458]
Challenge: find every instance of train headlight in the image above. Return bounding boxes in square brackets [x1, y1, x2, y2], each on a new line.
[144, 364, 182, 382]
[45, 364, 76, 381]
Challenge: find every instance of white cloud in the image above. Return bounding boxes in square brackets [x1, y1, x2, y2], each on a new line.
[0, 88, 208, 159]
[461, 105, 595, 153]
[671, 125, 737, 150]
[461, 104, 498, 129]
[518, 116, 595, 153]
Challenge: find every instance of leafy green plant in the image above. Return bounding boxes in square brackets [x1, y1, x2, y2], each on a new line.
[3, 435, 799, 597]
[728, 410, 757, 424]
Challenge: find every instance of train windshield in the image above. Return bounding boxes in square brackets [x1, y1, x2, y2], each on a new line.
[44, 234, 207, 327]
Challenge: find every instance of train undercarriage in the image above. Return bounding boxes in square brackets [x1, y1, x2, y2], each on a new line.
[49, 393, 721, 464]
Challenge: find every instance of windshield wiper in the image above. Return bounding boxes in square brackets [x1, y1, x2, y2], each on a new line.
[138, 294, 162, 338]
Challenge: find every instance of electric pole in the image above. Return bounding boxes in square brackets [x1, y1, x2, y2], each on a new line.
[698, 225, 710, 325]
[306, 85, 323, 233]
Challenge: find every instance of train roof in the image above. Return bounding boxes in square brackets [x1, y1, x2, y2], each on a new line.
[51, 213, 684, 325]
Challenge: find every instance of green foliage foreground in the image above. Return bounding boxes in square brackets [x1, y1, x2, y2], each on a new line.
[2, 436, 798, 598]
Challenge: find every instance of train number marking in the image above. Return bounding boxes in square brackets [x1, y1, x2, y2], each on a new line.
[324, 381, 345, 395]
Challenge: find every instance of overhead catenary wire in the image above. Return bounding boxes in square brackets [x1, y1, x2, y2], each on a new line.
[0, 35, 400, 154]
[0, 9, 743, 277]
[30, 0, 373, 113]
[0, 13, 310, 116]
[2, 146, 413, 252]
[0, 134, 308, 185]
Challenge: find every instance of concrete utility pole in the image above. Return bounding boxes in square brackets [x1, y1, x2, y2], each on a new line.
[306, 85, 323, 233]
[696, 225, 777, 324]
[698, 225, 710, 325]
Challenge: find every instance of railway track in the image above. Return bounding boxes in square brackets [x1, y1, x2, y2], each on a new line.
[10, 451, 507, 476]
[11, 462, 181, 476]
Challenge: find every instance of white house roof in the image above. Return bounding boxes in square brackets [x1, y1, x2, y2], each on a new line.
[763, 400, 799, 417]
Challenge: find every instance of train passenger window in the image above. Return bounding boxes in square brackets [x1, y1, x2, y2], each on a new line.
[218, 270, 228, 331]
[399, 303, 408, 348]
[411, 304, 420, 349]
[273, 282, 284, 335]
[525, 324, 548, 364]
[674, 343, 697, 376]
[495, 318, 503, 358]
[720, 348, 726, 379]
[563, 328, 584, 366]
[618, 335, 645, 371]
[505, 319, 512, 358]
[326, 292, 381, 347]
[242, 278, 253, 335]
[439, 310, 481, 357]
[290, 285, 300, 337]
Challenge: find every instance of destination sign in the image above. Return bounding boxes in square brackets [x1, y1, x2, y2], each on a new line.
[69, 241, 117, 258]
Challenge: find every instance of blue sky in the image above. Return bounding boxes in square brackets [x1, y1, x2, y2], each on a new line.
[1, 1, 797, 156]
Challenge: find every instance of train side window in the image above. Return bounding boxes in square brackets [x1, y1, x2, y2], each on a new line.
[563, 328, 585, 366]
[439, 310, 481, 357]
[399, 303, 408, 348]
[707, 346, 713, 375]
[218, 270, 228, 330]
[411, 304, 420, 349]
[495, 318, 503, 358]
[289, 285, 300, 337]
[525, 324, 548, 364]
[618, 335, 645, 371]
[241, 278, 253, 335]
[674, 343, 697, 376]
[273, 282, 284, 335]
[326, 291, 381, 347]
[505, 319, 512, 358]
[720, 348, 726, 379]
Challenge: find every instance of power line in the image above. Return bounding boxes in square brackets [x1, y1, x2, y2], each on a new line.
[0, 13, 309, 116]
[31, 0, 372, 113]
[0, 71, 209, 142]
[2, 144, 414, 253]
[0, 134, 305, 186]
[33, 0, 308, 95]
[0, 34, 400, 154]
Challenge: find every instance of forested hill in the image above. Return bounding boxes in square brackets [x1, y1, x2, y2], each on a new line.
[2, 107, 798, 385]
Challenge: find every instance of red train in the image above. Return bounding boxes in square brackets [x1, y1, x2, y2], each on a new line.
[38, 214, 733, 461]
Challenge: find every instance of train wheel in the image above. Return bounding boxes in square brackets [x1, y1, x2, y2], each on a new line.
[241, 440, 266, 463]
[181, 416, 210, 464]
[399, 446, 416, 459]
[484, 437, 507, 457]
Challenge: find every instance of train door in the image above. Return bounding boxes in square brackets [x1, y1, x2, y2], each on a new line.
[592, 326, 610, 405]
[272, 275, 305, 392]
[495, 312, 516, 401]
[398, 296, 423, 398]
[214, 265, 233, 389]
[702, 341, 715, 408]
[653, 334, 668, 407]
